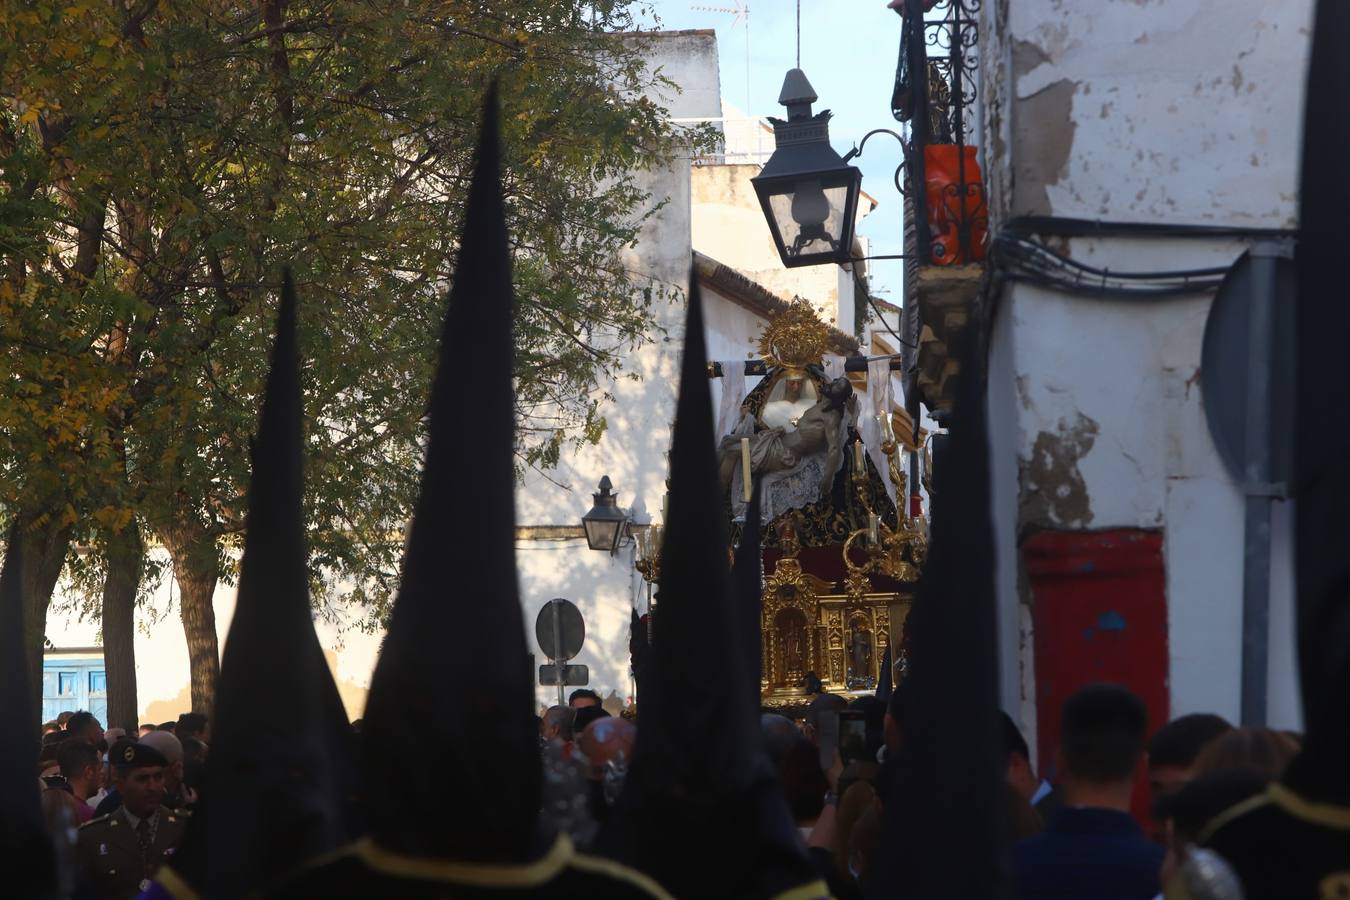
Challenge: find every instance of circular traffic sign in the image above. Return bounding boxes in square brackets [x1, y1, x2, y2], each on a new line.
[1200, 251, 1295, 493]
[534, 598, 585, 661]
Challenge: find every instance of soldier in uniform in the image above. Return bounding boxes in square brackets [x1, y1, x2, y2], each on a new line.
[76, 740, 187, 900]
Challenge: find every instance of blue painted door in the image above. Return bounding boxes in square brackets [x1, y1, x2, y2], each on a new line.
[41, 657, 108, 724]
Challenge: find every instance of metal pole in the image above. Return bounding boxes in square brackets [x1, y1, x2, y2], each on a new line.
[951, 1, 970, 261]
[1238, 241, 1286, 725]
[906, 0, 931, 260]
[551, 599, 565, 708]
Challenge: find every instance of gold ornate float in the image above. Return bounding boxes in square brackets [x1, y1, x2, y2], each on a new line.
[642, 299, 927, 708]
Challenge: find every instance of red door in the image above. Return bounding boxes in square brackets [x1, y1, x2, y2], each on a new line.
[1022, 529, 1169, 825]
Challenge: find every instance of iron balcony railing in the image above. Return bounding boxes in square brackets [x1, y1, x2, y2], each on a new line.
[891, 0, 988, 268]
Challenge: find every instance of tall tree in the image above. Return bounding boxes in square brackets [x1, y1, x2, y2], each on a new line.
[0, 1, 696, 710]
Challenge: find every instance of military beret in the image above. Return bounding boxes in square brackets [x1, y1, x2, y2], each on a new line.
[109, 739, 169, 770]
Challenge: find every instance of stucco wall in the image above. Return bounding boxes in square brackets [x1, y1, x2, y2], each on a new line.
[45, 562, 381, 724]
[515, 31, 723, 710]
[691, 164, 840, 323]
[979, 0, 1312, 733]
[989, 0, 1310, 226]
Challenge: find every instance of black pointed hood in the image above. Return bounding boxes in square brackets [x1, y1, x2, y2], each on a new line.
[873, 339, 1004, 899]
[1289, 0, 1350, 804]
[360, 85, 540, 860]
[166, 271, 359, 897]
[734, 480, 764, 706]
[0, 525, 57, 898]
[601, 275, 822, 898]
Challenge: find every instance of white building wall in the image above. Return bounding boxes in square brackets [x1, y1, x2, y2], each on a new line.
[46, 560, 381, 724]
[986, 294, 1027, 734]
[690, 163, 876, 336]
[979, 0, 1312, 731]
[513, 30, 724, 711]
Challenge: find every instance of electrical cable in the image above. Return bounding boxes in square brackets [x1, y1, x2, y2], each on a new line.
[866, 292, 919, 349]
[991, 215, 1298, 298]
[1003, 215, 1296, 242]
[992, 232, 1231, 298]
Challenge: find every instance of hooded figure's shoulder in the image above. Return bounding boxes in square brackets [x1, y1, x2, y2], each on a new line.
[1202, 782, 1350, 897]
[262, 834, 672, 899]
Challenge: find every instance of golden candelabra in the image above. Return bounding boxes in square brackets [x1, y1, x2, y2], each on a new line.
[841, 421, 928, 602]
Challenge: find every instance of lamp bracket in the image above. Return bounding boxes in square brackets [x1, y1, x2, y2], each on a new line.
[843, 128, 909, 198]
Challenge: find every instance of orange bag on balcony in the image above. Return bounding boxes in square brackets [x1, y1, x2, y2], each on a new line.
[924, 145, 987, 265]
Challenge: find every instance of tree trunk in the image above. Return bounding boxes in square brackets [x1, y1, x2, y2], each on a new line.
[165, 531, 221, 714]
[18, 514, 73, 712]
[104, 235, 144, 733]
[101, 522, 143, 732]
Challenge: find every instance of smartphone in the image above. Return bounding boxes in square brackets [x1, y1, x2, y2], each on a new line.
[816, 709, 839, 771]
[838, 710, 869, 764]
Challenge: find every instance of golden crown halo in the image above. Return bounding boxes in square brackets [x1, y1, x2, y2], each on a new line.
[758, 298, 831, 376]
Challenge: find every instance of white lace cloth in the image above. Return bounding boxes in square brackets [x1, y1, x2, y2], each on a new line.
[726, 406, 854, 523]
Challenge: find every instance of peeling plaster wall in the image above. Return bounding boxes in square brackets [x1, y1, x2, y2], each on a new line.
[999, 0, 1311, 225]
[993, 246, 1303, 730]
[980, 1, 1312, 732]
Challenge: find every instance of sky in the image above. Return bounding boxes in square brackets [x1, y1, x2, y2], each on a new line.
[638, 0, 910, 302]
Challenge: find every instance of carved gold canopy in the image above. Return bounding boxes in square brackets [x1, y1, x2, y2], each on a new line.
[759, 523, 915, 706]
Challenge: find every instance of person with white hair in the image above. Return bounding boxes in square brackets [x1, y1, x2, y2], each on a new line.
[140, 729, 198, 811]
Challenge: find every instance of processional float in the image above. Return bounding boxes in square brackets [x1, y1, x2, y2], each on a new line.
[634, 299, 928, 708]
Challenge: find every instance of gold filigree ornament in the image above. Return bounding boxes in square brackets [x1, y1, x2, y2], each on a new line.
[763, 556, 832, 609]
[758, 298, 833, 377]
[842, 568, 872, 602]
[841, 517, 928, 600]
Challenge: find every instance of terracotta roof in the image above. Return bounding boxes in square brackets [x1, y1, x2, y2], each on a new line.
[692, 251, 861, 355]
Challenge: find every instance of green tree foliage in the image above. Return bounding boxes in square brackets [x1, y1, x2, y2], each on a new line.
[0, 0, 695, 709]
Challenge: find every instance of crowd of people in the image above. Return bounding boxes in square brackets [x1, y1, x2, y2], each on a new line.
[754, 684, 1301, 900]
[38, 713, 209, 824]
[27, 682, 1309, 899]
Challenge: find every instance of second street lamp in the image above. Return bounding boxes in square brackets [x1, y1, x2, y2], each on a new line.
[581, 475, 630, 554]
[753, 68, 864, 269]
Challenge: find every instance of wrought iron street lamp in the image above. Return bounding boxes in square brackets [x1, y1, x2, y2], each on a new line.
[581, 475, 629, 554]
[753, 68, 864, 269]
